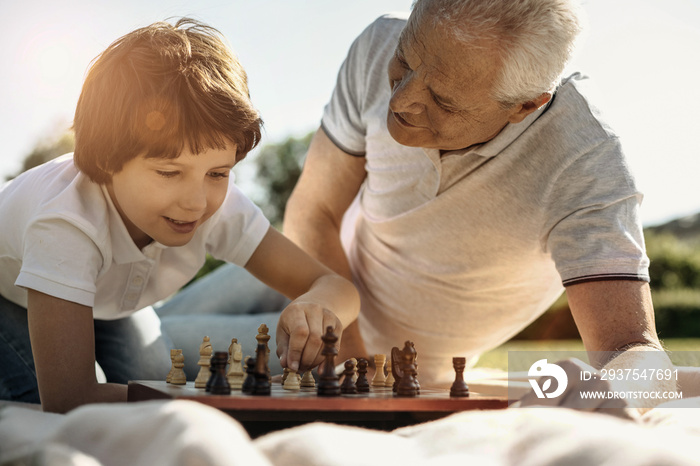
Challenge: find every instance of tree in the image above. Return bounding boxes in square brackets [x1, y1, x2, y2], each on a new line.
[251, 131, 313, 226]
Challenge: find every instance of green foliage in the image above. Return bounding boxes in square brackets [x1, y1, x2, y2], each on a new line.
[645, 231, 700, 289]
[252, 132, 313, 226]
[8, 131, 75, 180]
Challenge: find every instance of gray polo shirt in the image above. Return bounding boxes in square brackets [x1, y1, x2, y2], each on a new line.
[324, 13, 649, 386]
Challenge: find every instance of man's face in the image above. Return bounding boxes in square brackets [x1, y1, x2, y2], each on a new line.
[106, 144, 237, 249]
[386, 15, 523, 152]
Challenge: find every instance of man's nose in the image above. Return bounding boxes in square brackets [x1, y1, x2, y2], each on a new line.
[389, 74, 424, 114]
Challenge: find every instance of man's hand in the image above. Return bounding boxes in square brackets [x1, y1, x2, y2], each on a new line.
[515, 358, 638, 420]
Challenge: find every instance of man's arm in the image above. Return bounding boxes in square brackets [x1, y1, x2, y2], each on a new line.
[566, 280, 676, 413]
[283, 126, 369, 361]
[27, 289, 126, 413]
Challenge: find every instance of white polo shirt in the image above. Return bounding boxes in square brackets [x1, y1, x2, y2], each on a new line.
[0, 154, 269, 320]
[324, 14, 650, 386]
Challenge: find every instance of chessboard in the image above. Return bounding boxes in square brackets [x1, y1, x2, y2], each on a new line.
[127, 380, 509, 436]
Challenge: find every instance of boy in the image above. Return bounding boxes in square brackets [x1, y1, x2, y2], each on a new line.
[0, 18, 359, 413]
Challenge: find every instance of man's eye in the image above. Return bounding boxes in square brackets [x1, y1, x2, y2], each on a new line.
[156, 171, 178, 178]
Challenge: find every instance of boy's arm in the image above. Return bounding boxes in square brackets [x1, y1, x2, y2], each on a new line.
[244, 226, 360, 372]
[27, 289, 126, 413]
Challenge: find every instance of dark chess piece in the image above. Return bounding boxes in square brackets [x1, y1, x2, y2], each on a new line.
[252, 343, 271, 396]
[242, 357, 256, 394]
[317, 326, 341, 396]
[411, 341, 420, 394]
[396, 341, 419, 397]
[450, 357, 470, 397]
[355, 358, 370, 393]
[340, 360, 358, 394]
[207, 351, 231, 395]
[391, 346, 403, 392]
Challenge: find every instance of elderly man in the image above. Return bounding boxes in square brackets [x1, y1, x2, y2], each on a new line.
[281, 0, 672, 398]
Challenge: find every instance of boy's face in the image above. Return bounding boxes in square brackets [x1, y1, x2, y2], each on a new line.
[106, 144, 238, 249]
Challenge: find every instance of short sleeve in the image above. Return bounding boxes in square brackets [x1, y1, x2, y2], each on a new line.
[320, 21, 378, 156]
[544, 138, 650, 286]
[16, 217, 104, 307]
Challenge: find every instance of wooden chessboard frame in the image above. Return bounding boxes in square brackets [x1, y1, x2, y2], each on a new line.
[128, 380, 509, 436]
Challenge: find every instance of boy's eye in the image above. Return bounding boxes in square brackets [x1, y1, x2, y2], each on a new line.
[208, 171, 230, 179]
[156, 170, 178, 178]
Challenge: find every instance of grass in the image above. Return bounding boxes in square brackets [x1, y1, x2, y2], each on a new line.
[474, 338, 700, 371]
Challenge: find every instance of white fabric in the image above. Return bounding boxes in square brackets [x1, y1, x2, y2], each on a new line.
[2, 398, 700, 466]
[0, 154, 269, 319]
[324, 14, 649, 386]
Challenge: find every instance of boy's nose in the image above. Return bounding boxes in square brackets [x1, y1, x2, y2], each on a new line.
[180, 183, 207, 212]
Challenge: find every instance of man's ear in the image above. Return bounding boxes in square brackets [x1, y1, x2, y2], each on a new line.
[508, 92, 552, 124]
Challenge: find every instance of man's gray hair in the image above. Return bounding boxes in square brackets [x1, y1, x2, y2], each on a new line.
[412, 0, 584, 107]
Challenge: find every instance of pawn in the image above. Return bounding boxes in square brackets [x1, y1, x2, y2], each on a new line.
[349, 358, 358, 383]
[194, 336, 213, 389]
[283, 369, 301, 390]
[450, 357, 470, 397]
[207, 351, 231, 395]
[170, 349, 186, 385]
[371, 354, 387, 387]
[166, 349, 178, 383]
[340, 360, 358, 394]
[242, 356, 256, 394]
[384, 359, 395, 388]
[300, 371, 316, 388]
[355, 358, 370, 393]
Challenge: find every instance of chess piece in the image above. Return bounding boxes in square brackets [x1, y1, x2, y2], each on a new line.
[256, 324, 271, 381]
[390, 346, 403, 392]
[371, 354, 387, 387]
[411, 341, 421, 393]
[207, 351, 231, 395]
[252, 343, 271, 395]
[317, 326, 341, 396]
[300, 371, 316, 388]
[194, 336, 213, 388]
[349, 358, 358, 383]
[340, 360, 358, 394]
[384, 359, 395, 388]
[282, 367, 290, 384]
[450, 357, 470, 397]
[396, 341, 418, 397]
[355, 358, 370, 393]
[170, 349, 186, 385]
[242, 356, 256, 394]
[227, 338, 245, 390]
[283, 369, 301, 390]
[166, 349, 178, 383]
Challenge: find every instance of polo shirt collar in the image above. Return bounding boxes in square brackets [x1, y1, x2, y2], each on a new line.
[101, 184, 165, 264]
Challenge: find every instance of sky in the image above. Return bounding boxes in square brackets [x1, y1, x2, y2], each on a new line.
[2, 0, 699, 227]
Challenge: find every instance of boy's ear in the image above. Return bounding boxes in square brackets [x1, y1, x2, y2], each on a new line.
[507, 92, 552, 124]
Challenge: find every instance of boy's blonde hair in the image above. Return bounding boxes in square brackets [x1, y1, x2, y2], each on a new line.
[73, 18, 262, 184]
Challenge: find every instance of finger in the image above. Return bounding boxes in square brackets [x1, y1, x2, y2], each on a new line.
[286, 321, 311, 372]
[298, 308, 326, 371]
[276, 327, 291, 369]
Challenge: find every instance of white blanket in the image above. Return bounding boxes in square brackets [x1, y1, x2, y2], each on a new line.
[2, 397, 700, 466]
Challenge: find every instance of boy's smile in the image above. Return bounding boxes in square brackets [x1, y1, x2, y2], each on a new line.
[106, 144, 238, 249]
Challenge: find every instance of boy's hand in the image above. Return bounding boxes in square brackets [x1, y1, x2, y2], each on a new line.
[276, 300, 342, 373]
